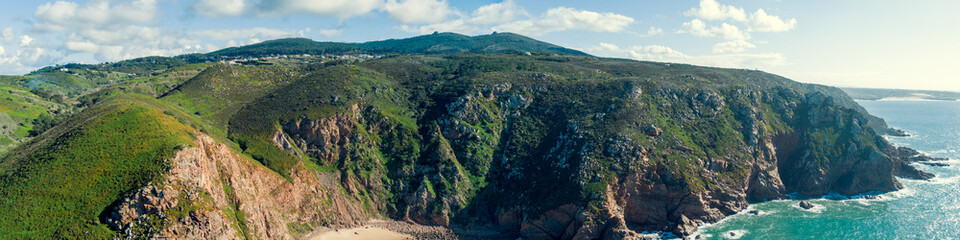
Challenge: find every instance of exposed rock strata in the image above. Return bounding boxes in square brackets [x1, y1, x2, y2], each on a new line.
[266, 84, 933, 238]
[114, 84, 934, 239]
[106, 134, 374, 239]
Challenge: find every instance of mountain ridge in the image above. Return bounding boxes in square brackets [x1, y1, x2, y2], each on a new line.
[204, 32, 591, 59]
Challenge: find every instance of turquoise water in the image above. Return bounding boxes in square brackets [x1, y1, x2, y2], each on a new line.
[697, 100, 960, 239]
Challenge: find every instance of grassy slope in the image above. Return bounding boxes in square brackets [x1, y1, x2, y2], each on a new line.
[0, 61, 210, 157]
[0, 33, 901, 236]
[228, 64, 414, 178]
[0, 77, 74, 155]
[161, 64, 298, 134]
[0, 95, 196, 239]
[205, 32, 590, 58]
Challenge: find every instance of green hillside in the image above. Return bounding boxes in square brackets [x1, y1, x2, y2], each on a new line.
[161, 64, 299, 134]
[0, 33, 925, 239]
[0, 95, 196, 239]
[0, 76, 75, 155]
[206, 32, 589, 58]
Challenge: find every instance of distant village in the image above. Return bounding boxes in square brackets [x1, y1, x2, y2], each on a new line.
[220, 53, 382, 66]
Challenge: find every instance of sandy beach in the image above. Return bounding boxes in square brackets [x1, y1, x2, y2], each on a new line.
[309, 226, 413, 240]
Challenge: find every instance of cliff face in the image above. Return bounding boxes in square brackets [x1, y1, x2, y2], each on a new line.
[1, 34, 935, 239]
[104, 56, 930, 239]
[105, 134, 374, 239]
[252, 76, 926, 237]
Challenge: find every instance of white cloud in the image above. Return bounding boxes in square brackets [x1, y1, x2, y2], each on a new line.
[32, 1, 80, 30]
[16, 47, 63, 67]
[626, 45, 688, 61]
[254, 0, 383, 19]
[647, 27, 664, 36]
[74, 26, 163, 46]
[590, 42, 784, 68]
[588, 42, 622, 52]
[751, 9, 797, 32]
[398, 0, 529, 34]
[713, 40, 756, 53]
[681, 19, 748, 40]
[0, 45, 65, 74]
[18, 1, 312, 73]
[65, 41, 100, 52]
[693, 53, 786, 67]
[395, 3, 630, 36]
[493, 7, 635, 36]
[685, 0, 747, 22]
[19, 35, 33, 47]
[33, 0, 157, 31]
[193, 27, 309, 40]
[57, 25, 203, 62]
[316, 29, 343, 37]
[469, 0, 527, 25]
[1, 28, 13, 44]
[401, 19, 473, 34]
[384, 0, 456, 24]
[193, 0, 246, 17]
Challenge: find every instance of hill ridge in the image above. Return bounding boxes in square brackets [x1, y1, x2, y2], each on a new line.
[205, 32, 590, 58]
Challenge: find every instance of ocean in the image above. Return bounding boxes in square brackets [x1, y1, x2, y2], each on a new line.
[696, 100, 960, 239]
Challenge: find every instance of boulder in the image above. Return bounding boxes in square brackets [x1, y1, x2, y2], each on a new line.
[641, 124, 661, 137]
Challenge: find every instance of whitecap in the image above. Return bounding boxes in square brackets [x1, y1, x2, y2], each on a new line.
[838, 191, 893, 205]
[844, 196, 885, 206]
[690, 205, 758, 239]
[638, 231, 682, 240]
[927, 175, 960, 185]
[722, 229, 748, 239]
[927, 149, 950, 155]
[791, 201, 826, 213]
[747, 209, 776, 216]
[883, 186, 917, 199]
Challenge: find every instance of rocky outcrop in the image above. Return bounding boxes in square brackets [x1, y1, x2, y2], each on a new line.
[264, 82, 932, 239]
[105, 181, 236, 239]
[155, 74, 932, 239]
[106, 133, 375, 239]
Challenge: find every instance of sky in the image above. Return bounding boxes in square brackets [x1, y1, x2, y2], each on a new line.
[0, 0, 958, 91]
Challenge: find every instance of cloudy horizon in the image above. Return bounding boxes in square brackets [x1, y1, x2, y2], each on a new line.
[1, 0, 957, 91]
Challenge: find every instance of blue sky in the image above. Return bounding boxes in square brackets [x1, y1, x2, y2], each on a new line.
[1, 0, 957, 91]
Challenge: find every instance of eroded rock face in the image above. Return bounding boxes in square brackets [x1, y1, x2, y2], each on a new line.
[125, 83, 929, 240]
[106, 134, 374, 239]
[519, 204, 581, 240]
[105, 182, 236, 240]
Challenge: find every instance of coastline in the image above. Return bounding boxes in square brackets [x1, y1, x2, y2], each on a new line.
[692, 187, 911, 239]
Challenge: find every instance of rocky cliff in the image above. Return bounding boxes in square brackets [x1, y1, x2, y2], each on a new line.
[0, 51, 934, 239]
[105, 133, 375, 239]
[218, 55, 933, 238]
